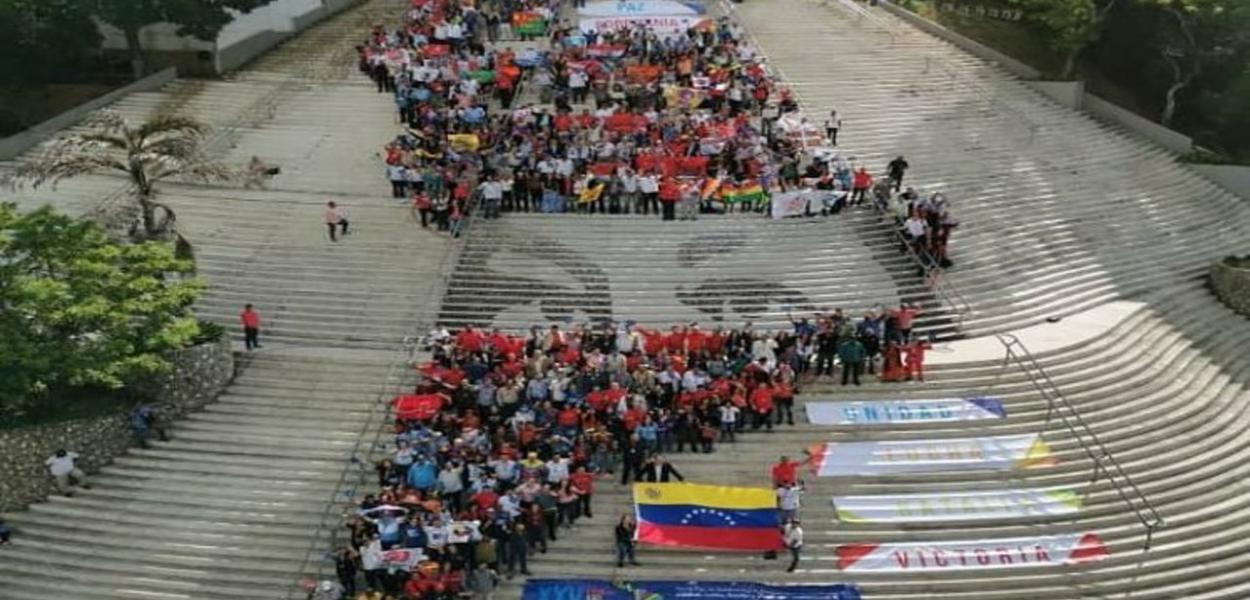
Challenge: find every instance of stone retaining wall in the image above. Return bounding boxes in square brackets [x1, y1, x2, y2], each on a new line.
[0, 339, 235, 511]
[1210, 259, 1250, 318]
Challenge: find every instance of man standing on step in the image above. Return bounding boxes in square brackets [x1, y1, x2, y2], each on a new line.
[783, 519, 804, 573]
[838, 335, 866, 386]
[324, 201, 349, 241]
[887, 156, 910, 192]
[241, 303, 262, 351]
[46, 449, 90, 496]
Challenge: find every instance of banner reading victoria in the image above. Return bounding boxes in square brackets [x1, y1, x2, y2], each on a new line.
[522, 579, 863, 600]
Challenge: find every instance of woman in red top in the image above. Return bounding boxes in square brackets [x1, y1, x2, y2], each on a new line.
[749, 384, 775, 431]
[570, 465, 594, 518]
[852, 166, 873, 206]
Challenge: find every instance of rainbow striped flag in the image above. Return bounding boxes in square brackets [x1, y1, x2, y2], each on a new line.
[512, 12, 547, 36]
[721, 180, 767, 204]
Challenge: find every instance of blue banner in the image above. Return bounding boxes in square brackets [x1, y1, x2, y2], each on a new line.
[522, 579, 862, 600]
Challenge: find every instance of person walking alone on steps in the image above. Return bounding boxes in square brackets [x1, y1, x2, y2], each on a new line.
[887, 156, 910, 192]
[783, 519, 804, 572]
[241, 304, 262, 351]
[324, 201, 349, 241]
[824, 109, 841, 146]
[615, 514, 640, 567]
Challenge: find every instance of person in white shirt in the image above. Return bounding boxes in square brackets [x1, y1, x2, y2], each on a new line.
[545, 457, 570, 485]
[904, 214, 928, 251]
[777, 483, 804, 523]
[46, 449, 89, 495]
[638, 173, 659, 215]
[479, 176, 504, 219]
[718, 402, 740, 442]
[783, 519, 804, 573]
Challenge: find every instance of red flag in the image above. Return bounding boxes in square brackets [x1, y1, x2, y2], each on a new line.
[393, 394, 444, 421]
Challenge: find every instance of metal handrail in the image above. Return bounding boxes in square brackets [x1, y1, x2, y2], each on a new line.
[995, 333, 1165, 552]
[282, 337, 417, 599]
[829, 0, 899, 45]
[870, 198, 972, 330]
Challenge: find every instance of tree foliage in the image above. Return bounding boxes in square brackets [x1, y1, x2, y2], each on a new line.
[1012, 0, 1124, 78]
[0, 203, 203, 418]
[91, 0, 280, 77]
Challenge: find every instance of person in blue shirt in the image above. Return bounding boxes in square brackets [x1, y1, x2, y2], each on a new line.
[407, 456, 438, 492]
[401, 515, 427, 549]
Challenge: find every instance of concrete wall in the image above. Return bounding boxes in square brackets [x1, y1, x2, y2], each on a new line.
[878, 1, 1042, 79]
[1083, 94, 1193, 154]
[1211, 259, 1250, 317]
[217, 29, 292, 73]
[0, 340, 236, 511]
[1194, 165, 1250, 202]
[95, 0, 362, 76]
[1026, 80, 1084, 110]
[0, 68, 178, 161]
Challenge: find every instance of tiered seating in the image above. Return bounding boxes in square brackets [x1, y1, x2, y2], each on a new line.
[736, 0, 1248, 336]
[496, 1, 1250, 598]
[0, 1, 447, 598]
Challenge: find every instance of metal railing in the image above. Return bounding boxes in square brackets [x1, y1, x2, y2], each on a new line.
[996, 333, 1165, 553]
[282, 336, 418, 599]
[870, 199, 973, 331]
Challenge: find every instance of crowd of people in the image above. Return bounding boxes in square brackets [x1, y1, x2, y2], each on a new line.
[309, 0, 960, 597]
[366, 0, 959, 238]
[321, 298, 935, 597]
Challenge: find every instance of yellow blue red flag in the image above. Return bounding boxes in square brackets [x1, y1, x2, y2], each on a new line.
[633, 482, 783, 551]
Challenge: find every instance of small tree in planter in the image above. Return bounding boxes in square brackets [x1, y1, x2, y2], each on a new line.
[5, 111, 235, 264]
[0, 203, 203, 420]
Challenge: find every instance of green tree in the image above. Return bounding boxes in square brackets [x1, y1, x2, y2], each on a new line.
[5, 110, 235, 255]
[90, 0, 279, 79]
[1147, 0, 1250, 125]
[1015, 0, 1126, 78]
[0, 203, 203, 418]
[0, 0, 103, 133]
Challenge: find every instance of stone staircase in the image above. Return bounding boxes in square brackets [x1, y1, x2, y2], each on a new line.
[483, 0, 1250, 598]
[0, 1, 449, 599]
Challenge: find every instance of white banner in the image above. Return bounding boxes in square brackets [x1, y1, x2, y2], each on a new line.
[578, 0, 703, 17]
[811, 433, 1056, 477]
[833, 488, 1082, 523]
[771, 189, 845, 219]
[448, 520, 480, 544]
[579, 15, 702, 37]
[834, 533, 1109, 572]
[379, 548, 425, 571]
[806, 397, 1006, 425]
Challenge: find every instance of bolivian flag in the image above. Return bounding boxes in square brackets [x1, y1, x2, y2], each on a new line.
[633, 483, 783, 551]
[721, 180, 767, 204]
[512, 11, 547, 36]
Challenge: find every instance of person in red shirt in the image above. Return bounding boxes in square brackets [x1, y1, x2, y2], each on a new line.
[905, 338, 933, 382]
[851, 166, 873, 206]
[456, 325, 484, 353]
[892, 302, 921, 343]
[240, 304, 261, 351]
[772, 455, 798, 487]
[570, 465, 595, 518]
[684, 324, 707, 355]
[749, 384, 775, 431]
[666, 325, 687, 355]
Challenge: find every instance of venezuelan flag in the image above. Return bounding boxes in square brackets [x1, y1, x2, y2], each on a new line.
[721, 181, 767, 204]
[634, 483, 783, 551]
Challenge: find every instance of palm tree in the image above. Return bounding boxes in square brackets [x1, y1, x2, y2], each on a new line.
[6, 111, 233, 247]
